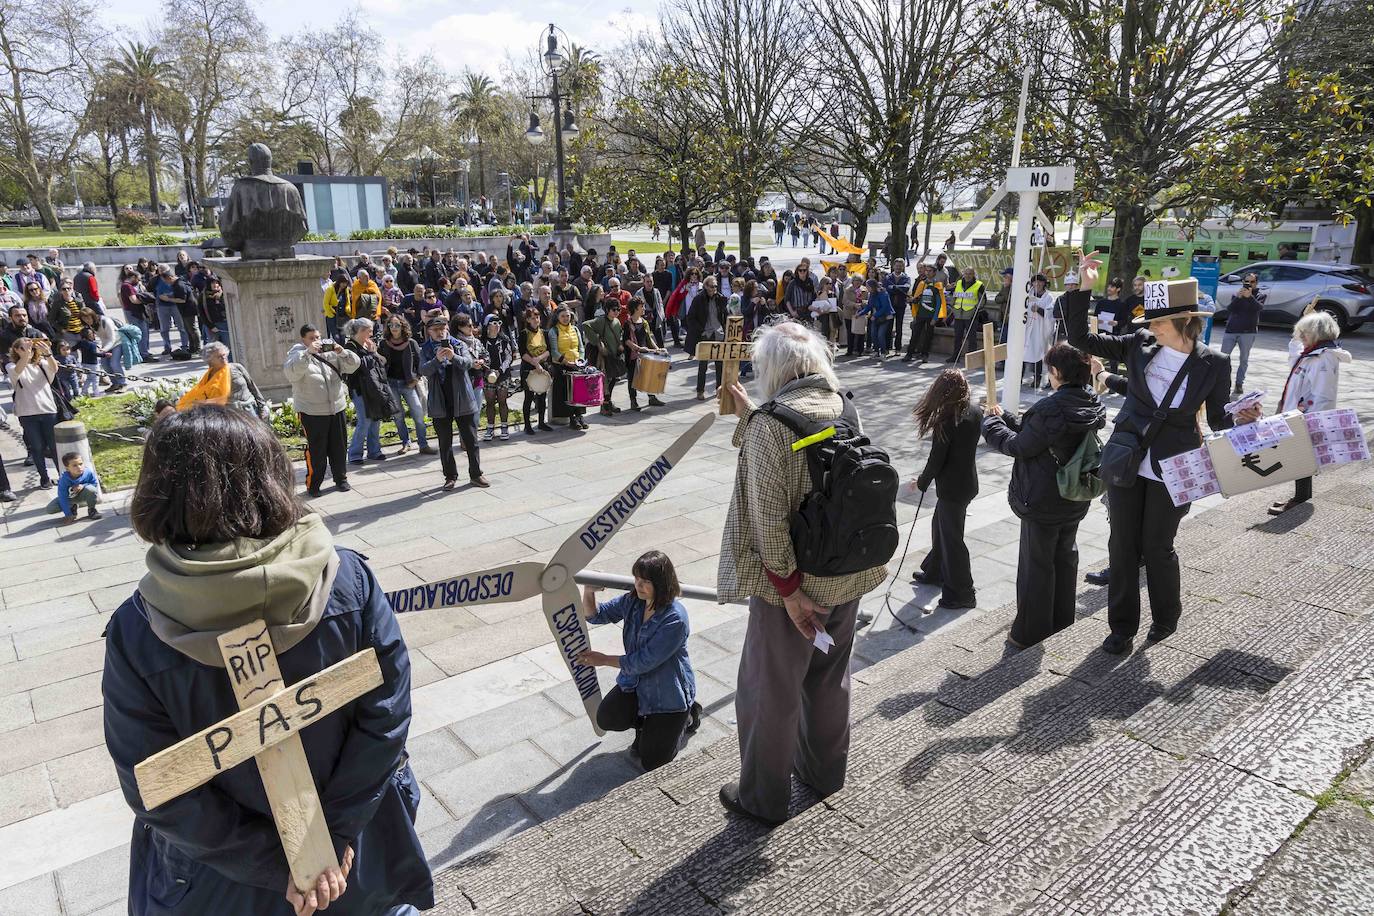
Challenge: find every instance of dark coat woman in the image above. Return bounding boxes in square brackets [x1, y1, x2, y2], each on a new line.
[103, 406, 433, 916]
[983, 343, 1106, 648]
[910, 369, 982, 609]
[684, 280, 728, 400]
[1063, 284, 1251, 654]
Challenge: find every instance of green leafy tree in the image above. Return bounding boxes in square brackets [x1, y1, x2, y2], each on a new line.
[1187, 0, 1374, 263]
[572, 59, 727, 250]
[1032, 0, 1288, 280]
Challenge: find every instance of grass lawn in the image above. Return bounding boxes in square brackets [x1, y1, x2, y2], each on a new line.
[80, 391, 524, 491]
[0, 221, 214, 249]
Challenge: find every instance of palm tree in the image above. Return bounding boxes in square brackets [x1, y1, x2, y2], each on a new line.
[562, 44, 602, 113]
[449, 71, 503, 200]
[109, 42, 176, 225]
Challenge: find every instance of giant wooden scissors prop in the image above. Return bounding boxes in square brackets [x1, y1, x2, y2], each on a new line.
[385, 412, 720, 734]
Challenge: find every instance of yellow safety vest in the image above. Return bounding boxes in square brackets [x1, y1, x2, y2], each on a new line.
[952, 279, 984, 315]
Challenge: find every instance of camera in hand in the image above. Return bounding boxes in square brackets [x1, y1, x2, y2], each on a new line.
[320, 340, 338, 351]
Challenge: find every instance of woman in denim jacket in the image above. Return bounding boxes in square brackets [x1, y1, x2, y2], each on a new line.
[577, 551, 703, 770]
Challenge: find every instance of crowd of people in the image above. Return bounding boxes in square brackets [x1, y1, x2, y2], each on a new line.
[92, 224, 1357, 916]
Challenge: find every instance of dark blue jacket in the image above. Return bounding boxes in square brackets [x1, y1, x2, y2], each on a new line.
[102, 548, 434, 916]
[588, 593, 695, 715]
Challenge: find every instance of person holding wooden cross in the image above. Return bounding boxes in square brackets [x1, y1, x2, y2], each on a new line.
[102, 405, 433, 916]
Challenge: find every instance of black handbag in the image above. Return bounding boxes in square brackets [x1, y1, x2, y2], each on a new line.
[1099, 349, 1197, 488]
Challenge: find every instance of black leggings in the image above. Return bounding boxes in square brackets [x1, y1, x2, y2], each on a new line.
[595, 685, 689, 771]
[522, 387, 547, 428]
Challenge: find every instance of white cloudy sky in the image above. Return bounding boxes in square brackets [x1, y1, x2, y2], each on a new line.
[102, 0, 662, 76]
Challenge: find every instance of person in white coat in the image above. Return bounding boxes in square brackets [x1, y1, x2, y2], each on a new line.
[1271, 309, 1351, 515]
[1022, 273, 1056, 390]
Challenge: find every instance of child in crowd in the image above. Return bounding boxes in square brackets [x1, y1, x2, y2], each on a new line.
[75, 327, 104, 396]
[47, 451, 100, 523]
[55, 340, 79, 401]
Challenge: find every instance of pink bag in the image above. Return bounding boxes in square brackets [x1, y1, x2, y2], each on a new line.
[568, 369, 605, 407]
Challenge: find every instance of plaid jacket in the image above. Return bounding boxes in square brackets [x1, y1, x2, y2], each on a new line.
[717, 376, 888, 607]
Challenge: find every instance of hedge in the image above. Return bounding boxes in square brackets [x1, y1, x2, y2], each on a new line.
[348, 224, 553, 242]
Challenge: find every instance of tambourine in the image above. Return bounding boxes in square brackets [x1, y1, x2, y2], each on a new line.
[525, 367, 552, 394]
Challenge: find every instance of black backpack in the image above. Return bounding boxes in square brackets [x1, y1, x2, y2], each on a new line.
[754, 395, 900, 577]
[357, 354, 400, 420]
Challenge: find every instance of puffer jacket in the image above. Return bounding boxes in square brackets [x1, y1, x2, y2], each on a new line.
[1281, 339, 1350, 414]
[982, 384, 1106, 525]
[283, 342, 360, 416]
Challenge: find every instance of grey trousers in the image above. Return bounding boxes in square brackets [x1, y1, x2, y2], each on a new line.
[737, 594, 860, 822]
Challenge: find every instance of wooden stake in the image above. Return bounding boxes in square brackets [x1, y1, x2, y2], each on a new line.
[964, 322, 1008, 410]
[133, 621, 384, 893]
[695, 315, 753, 415]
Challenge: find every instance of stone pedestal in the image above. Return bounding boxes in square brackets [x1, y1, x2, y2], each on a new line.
[208, 255, 332, 401]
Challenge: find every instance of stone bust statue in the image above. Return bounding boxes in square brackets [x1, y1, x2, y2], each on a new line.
[218, 143, 309, 259]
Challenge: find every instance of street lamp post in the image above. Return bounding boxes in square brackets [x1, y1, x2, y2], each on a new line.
[524, 22, 580, 231]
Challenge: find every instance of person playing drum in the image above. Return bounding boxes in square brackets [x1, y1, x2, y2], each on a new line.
[623, 296, 668, 411]
[546, 304, 590, 431]
[518, 306, 554, 435]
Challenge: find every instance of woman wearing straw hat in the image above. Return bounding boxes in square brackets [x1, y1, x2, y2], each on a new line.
[1064, 275, 1261, 656]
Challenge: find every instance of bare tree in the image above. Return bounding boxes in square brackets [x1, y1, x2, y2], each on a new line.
[663, 0, 809, 258]
[160, 0, 263, 226]
[1034, 0, 1287, 279]
[808, 0, 1001, 262]
[276, 14, 450, 177]
[0, 0, 97, 230]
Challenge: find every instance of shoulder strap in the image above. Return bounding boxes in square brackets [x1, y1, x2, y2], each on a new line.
[310, 351, 342, 378]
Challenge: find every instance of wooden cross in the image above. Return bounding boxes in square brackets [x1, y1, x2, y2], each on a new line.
[963, 322, 1009, 409]
[134, 620, 384, 893]
[695, 315, 753, 415]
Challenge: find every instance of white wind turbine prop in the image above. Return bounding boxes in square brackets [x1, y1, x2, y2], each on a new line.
[385, 412, 718, 734]
[959, 66, 1075, 416]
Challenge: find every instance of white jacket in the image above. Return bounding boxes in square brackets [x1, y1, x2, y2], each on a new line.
[283, 342, 359, 416]
[1282, 339, 1351, 413]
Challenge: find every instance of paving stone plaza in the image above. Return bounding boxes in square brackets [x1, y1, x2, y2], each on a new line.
[1, 326, 1372, 913]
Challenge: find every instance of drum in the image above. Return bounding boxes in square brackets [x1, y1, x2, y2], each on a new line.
[568, 369, 605, 407]
[525, 366, 552, 395]
[632, 353, 670, 394]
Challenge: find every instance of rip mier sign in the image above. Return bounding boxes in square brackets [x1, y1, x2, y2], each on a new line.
[134, 621, 384, 893]
[695, 315, 752, 415]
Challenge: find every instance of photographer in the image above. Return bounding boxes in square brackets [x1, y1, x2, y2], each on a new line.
[7, 335, 61, 489]
[284, 323, 360, 497]
[419, 314, 489, 491]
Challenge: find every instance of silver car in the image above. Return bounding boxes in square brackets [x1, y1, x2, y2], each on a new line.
[1215, 261, 1374, 332]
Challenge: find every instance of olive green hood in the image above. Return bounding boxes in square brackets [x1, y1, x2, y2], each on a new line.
[138, 514, 340, 667]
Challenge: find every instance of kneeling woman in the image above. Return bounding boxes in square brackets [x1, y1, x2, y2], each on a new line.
[102, 405, 432, 915]
[577, 550, 702, 770]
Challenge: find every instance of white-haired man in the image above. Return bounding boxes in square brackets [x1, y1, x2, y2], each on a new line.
[716, 321, 887, 825]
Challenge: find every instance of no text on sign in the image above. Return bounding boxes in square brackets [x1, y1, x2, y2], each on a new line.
[1006, 166, 1075, 193]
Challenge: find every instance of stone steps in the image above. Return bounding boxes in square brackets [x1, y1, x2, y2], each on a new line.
[430, 463, 1374, 913]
